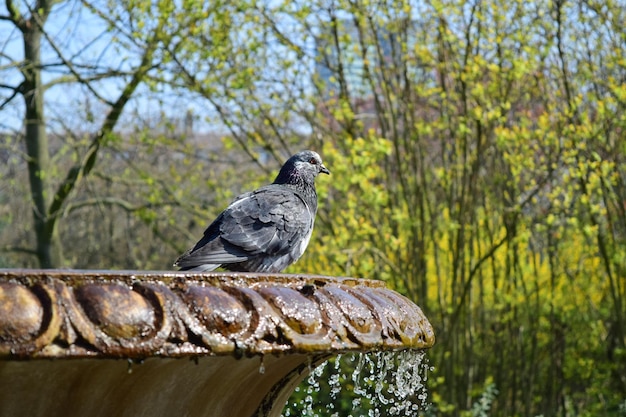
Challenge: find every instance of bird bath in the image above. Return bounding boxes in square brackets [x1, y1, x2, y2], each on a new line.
[0, 269, 434, 417]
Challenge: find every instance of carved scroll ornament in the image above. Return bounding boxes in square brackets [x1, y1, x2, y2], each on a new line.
[0, 270, 435, 359]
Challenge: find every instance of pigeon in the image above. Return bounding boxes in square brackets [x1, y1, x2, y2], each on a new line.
[174, 150, 330, 272]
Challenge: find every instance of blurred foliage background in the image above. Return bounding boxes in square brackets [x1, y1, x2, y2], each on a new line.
[1, 0, 625, 415]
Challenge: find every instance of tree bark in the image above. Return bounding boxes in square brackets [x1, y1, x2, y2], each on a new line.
[21, 13, 62, 268]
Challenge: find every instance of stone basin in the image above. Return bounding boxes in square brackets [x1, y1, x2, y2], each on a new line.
[0, 269, 435, 417]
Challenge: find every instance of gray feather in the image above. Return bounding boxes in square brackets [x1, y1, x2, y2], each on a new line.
[174, 150, 329, 272]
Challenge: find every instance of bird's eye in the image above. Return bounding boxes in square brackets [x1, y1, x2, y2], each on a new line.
[309, 158, 318, 164]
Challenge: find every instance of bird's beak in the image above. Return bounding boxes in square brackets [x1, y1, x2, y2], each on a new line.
[320, 164, 330, 175]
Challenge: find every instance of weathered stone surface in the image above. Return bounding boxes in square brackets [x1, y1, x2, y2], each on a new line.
[0, 270, 434, 358]
[0, 269, 435, 417]
[0, 283, 43, 342]
[75, 283, 156, 339]
[0, 354, 329, 417]
[184, 286, 251, 336]
[257, 286, 323, 335]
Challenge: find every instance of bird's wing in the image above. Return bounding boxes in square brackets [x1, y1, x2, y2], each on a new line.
[221, 186, 313, 256]
[174, 210, 249, 269]
[175, 186, 313, 268]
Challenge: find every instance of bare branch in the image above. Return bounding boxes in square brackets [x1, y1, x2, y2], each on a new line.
[47, 15, 167, 223]
[24, 7, 115, 106]
[2, 245, 38, 256]
[66, 197, 180, 214]
[4, 0, 22, 25]
[44, 68, 130, 91]
[80, 0, 143, 50]
[33, 0, 60, 24]
[0, 82, 22, 110]
[254, 4, 305, 59]
[448, 231, 510, 332]
[166, 45, 269, 173]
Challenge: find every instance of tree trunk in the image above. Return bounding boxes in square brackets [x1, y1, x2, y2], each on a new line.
[22, 21, 62, 268]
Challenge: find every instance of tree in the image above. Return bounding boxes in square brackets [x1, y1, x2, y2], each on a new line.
[0, 0, 188, 267]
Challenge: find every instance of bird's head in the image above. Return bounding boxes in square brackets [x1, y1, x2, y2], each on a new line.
[274, 150, 330, 184]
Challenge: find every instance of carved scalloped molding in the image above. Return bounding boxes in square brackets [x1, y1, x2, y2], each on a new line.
[0, 270, 435, 359]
